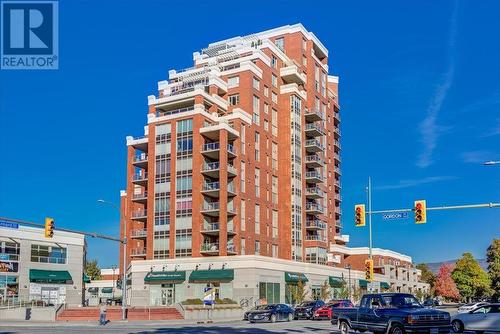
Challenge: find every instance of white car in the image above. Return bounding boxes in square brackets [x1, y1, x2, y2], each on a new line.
[452, 303, 500, 333]
[457, 302, 489, 314]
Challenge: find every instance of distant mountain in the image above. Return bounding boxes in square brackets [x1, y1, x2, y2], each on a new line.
[426, 259, 488, 274]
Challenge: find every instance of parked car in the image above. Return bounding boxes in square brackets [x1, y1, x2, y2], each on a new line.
[451, 303, 500, 333]
[294, 300, 325, 319]
[247, 304, 294, 323]
[332, 293, 451, 334]
[457, 302, 489, 314]
[313, 300, 354, 320]
[243, 305, 267, 320]
[423, 298, 442, 308]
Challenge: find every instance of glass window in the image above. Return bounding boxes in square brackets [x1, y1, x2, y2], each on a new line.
[272, 74, 277, 87]
[228, 94, 239, 105]
[241, 199, 246, 231]
[271, 55, 277, 68]
[176, 119, 192, 134]
[275, 37, 284, 51]
[253, 95, 260, 125]
[255, 240, 260, 255]
[255, 204, 260, 234]
[272, 92, 277, 104]
[227, 76, 239, 88]
[253, 77, 260, 90]
[255, 168, 260, 197]
[31, 245, 67, 264]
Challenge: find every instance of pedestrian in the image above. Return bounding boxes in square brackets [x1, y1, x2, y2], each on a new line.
[99, 302, 107, 325]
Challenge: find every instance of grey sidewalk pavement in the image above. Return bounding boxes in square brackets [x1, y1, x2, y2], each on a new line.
[0, 318, 244, 328]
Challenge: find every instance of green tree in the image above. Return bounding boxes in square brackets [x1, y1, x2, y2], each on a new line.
[487, 239, 500, 302]
[291, 278, 308, 305]
[85, 259, 101, 280]
[452, 252, 491, 302]
[332, 279, 350, 300]
[351, 285, 362, 304]
[416, 263, 436, 296]
[320, 280, 331, 301]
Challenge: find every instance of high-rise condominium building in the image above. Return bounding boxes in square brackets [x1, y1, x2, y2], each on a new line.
[121, 24, 343, 267]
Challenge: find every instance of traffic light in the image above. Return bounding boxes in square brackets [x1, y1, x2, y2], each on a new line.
[355, 204, 366, 227]
[44, 217, 55, 238]
[365, 259, 374, 281]
[414, 200, 427, 224]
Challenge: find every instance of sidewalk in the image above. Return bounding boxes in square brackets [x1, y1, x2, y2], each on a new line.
[0, 317, 243, 327]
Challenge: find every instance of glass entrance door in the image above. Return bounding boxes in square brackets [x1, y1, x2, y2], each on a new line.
[160, 284, 175, 306]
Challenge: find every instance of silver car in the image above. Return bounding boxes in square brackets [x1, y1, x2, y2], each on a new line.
[451, 303, 500, 333]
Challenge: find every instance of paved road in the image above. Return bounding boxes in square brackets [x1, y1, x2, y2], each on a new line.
[0, 319, 338, 334]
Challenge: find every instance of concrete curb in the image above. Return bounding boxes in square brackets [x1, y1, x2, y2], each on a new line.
[0, 318, 244, 327]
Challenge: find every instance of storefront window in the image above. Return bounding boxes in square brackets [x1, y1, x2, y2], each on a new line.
[259, 282, 280, 304]
[0, 241, 20, 261]
[0, 275, 18, 303]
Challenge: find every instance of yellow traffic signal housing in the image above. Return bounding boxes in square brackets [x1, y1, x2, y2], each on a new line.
[45, 217, 55, 238]
[414, 200, 427, 224]
[355, 204, 366, 227]
[365, 259, 374, 281]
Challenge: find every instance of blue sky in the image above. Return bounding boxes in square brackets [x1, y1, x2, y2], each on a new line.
[1, 0, 499, 268]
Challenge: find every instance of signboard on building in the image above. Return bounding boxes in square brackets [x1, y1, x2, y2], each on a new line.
[367, 281, 381, 292]
[0, 221, 19, 229]
[0, 260, 18, 273]
[203, 287, 215, 305]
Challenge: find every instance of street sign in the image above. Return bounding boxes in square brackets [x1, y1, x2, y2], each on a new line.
[0, 221, 19, 229]
[203, 287, 215, 305]
[367, 281, 380, 292]
[382, 212, 408, 220]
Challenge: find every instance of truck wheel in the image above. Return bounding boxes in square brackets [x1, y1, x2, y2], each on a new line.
[339, 321, 350, 334]
[389, 324, 405, 334]
[451, 320, 464, 333]
[270, 314, 276, 323]
[287, 313, 293, 322]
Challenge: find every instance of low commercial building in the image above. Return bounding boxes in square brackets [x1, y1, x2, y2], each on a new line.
[85, 268, 122, 306]
[125, 255, 429, 307]
[0, 220, 86, 306]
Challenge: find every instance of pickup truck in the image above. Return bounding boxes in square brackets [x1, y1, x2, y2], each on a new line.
[332, 293, 451, 334]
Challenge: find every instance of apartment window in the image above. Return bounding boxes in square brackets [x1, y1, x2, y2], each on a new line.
[275, 37, 284, 51]
[253, 77, 260, 90]
[272, 176, 278, 204]
[271, 109, 278, 136]
[255, 204, 260, 234]
[252, 95, 260, 125]
[272, 244, 278, 258]
[0, 241, 20, 261]
[302, 39, 307, 50]
[255, 168, 260, 197]
[240, 160, 245, 192]
[241, 238, 246, 255]
[264, 119, 269, 131]
[176, 176, 192, 191]
[228, 94, 240, 105]
[176, 119, 193, 134]
[272, 142, 278, 169]
[271, 74, 278, 87]
[264, 86, 269, 97]
[227, 76, 239, 88]
[315, 64, 320, 92]
[272, 92, 277, 104]
[241, 199, 246, 231]
[31, 245, 67, 264]
[254, 131, 260, 162]
[263, 103, 269, 115]
[302, 56, 307, 66]
[272, 210, 278, 238]
[255, 240, 260, 255]
[271, 55, 277, 68]
[241, 125, 246, 155]
[321, 72, 327, 97]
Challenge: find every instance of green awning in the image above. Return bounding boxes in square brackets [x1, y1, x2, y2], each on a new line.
[83, 274, 91, 283]
[144, 271, 186, 283]
[358, 279, 369, 288]
[381, 282, 390, 289]
[329, 276, 345, 287]
[189, 269, 234, 283]
[101, 287, 113, 293]
[284, 272, 309, 283]
[29, 269, 72, 284]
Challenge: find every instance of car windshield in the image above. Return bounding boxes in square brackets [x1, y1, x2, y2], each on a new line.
[384, 295, 422, 308]
[299, 301, 316, 307]
[253, 305, 267, 310]
[262, 305, 277, 310]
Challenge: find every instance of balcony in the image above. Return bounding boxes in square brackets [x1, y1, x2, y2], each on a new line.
[305, 202, 324, 215]
[305, 155, 324, 168]
[334, 127, 341, 138]
[201, 143, 237, 159]
[132, 192, 147, 204]
[334, 140, 341, 150]
[334, 234, 350, 244]
[334, 111, 341, 123]
[126, 135, 148, 152]
[130, 248, 146, 257]
[200, 242, 219, 255]
[334, 193, 342, 202]
[335, 219, 342, 228]
[305, 234, 327, 242]
[201, 223, 236, 236]
[132, 154, 148, 169]
[334, 166, 341, 175]
[305, 139, 325, 153]
[304, 109, 324, 122]
[305, 219, 326, 230]
[304, 123, 325, 138]
[334, 180, 342, 189]
[227, 244, 237, 255]
[305, 187, 324, 199]
[131, 229, 147, 239]
[131, 210, 147, 222]
[305, 171, 324, 183]
[280, 64, 307, 85]
[132, 173, 148, 186]
[334, 152, 341, 162]
[202, 162, 238, 178]
[201, 181, 221, 198]
[201, 202, 220, 216]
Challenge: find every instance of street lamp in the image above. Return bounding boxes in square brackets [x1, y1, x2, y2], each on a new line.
[97, 199, 127, 320]
[111, 265, 117, 304]
[484, 160, 500, 166]
[345, 264, 352, 300]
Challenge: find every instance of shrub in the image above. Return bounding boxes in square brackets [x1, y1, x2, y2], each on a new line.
[215, 298, 237, 304]
[181, 298, 203, 305]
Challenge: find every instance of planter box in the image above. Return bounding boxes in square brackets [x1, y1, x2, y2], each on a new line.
[180, 304, 243, 320]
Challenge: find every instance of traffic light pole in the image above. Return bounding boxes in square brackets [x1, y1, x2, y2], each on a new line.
[367, 177, 373, 260]
[366, 202, 500, 215]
